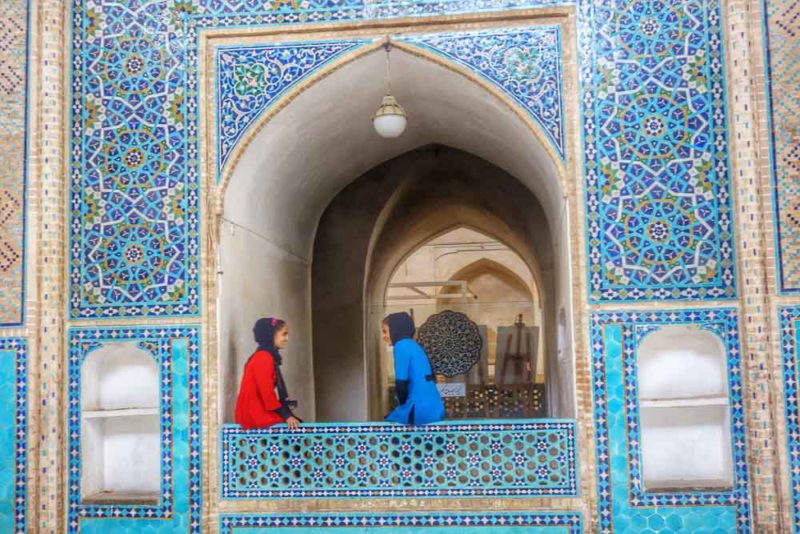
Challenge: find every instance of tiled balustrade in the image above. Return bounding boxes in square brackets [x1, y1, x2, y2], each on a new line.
[221, 420, 577, 499]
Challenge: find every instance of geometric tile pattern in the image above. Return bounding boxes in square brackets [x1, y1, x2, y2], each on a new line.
[0, 338, 27, 534]
[69, 0, 199, 319]
[217, 40, 369, 174]
[778, 306, 800, 532]
[219, 512, 584, 533]
[763, 0, 800, 292]
[221, 420, 577, 499]
[402, 26, 565, 158]
[197, 0, 574, 20]
[66, 326, 201, 533]
[590, 309, 751, 533]
[0, 0, 28, 325]
[582, 0, 737, 302]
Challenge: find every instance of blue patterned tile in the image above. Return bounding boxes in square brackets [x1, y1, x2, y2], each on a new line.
[779, 306, 800, 532]
[217, 40, 369, 174]
[221, 420, 577, 499]
[581, 0, 736, 302]
[590, 309, 751, 533]
[0, 338, 27, 534]
[69, 0, 198, 319]
[66, 327, 201, 533]
[220, 512, 583, 533]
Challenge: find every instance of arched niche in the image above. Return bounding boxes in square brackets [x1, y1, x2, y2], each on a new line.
[80, 342, 160, 503]
[636, 325, 732, 491]
[216, 43, 575, 424]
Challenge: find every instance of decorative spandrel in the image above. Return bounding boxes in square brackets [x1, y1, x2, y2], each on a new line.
[221, 421, 577, 499]
[417, 310, 482, 377]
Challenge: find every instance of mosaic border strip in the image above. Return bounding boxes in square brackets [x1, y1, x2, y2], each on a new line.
[196, 0, 575, 23]
[590, 309, 751, 533]
[0, 0, 30, 326]
[219, 512, 583, 532]
[581, 0, 737, 302]
[66, 326, 201, 533]
[221, 420, 578, 499]
[779, 306, 800, 532]
[0, 338, 27, 533]
[763, 0, 800, 293]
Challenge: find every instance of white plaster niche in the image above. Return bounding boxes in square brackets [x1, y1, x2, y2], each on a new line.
[637, 325, 733, 491]
[80, 342, 161, 504]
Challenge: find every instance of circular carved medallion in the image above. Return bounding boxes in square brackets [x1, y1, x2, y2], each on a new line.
[417, 310, 482, 377]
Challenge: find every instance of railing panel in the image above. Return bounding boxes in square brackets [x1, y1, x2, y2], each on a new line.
[221, 420, 577, 499]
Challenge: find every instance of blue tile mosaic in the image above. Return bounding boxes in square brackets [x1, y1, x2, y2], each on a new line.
[581, 0, 737, 302]
[590, 309, 751, 533]
[221, 420, 577, 499]
[779, 306, 800, 532]
[217, 39, 370, 174]
[69, 0, 199, 319]
[66, 327, 201, 533]
[401, 26, 565, 158]
[0, 338, 27, 534]
[220, 512, 583, 533]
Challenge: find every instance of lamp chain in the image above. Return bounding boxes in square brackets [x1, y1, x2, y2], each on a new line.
[384, 39, 392, 95]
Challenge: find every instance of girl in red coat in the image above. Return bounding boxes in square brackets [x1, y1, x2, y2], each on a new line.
[234, 317, 301, 430]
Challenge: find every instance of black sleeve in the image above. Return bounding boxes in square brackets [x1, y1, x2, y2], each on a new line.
[395, 379, 409, 405]
[276, 404, 294, 420]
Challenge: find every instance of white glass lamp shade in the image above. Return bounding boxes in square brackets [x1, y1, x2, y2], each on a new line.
[373, 94, 407, 138]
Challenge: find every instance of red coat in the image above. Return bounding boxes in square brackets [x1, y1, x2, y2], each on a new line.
[234, 350, 286, 429]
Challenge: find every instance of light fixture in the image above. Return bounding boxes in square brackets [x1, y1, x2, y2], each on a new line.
[373, 38, 407, 138]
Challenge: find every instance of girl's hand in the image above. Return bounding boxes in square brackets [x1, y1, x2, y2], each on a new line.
[285, 416, 300, 430]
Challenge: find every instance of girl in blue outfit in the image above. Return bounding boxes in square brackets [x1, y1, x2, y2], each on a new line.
[383, 312, 445, 425]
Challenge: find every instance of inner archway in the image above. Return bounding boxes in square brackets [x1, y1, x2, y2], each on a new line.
[215, 41, 575, 424]
[381, 228, 547, 419]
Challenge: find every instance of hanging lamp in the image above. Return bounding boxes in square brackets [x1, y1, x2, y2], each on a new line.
[373, 38, 407, 138]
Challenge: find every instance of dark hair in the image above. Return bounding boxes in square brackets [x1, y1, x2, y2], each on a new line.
[253, 317, 287, 364]
[383, 312, 416, 345]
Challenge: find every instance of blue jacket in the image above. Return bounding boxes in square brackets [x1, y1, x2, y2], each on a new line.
[386, 339, 445, 425]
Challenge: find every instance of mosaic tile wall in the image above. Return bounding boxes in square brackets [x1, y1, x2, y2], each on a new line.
[764, 0, 800, 292]
[779, 306, 800, 533]
[590, 309, 752, 533]
[0, 338, 27, 534]
[581, 0, 737, 302]
[70, 0, 573, 319]
[66, 327, 201, 533]
[69, 0, 199, 319]
[0, 0, 29, 326]
[220, 512, 583, 533]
